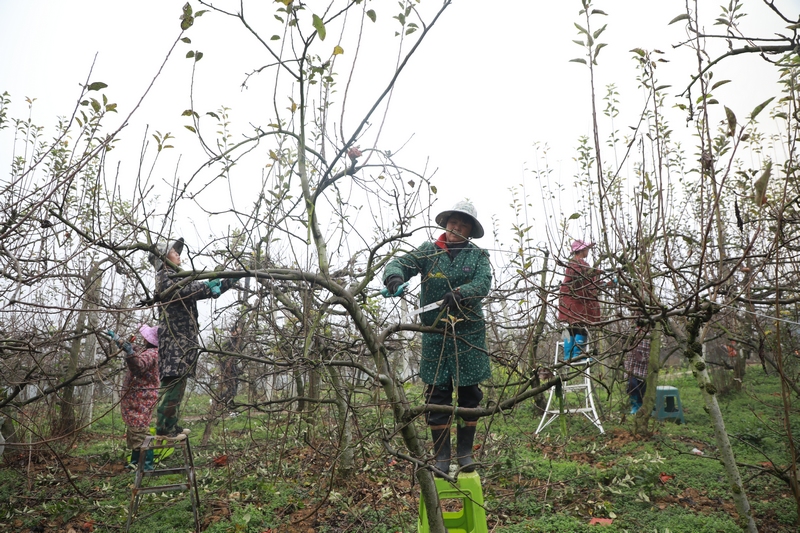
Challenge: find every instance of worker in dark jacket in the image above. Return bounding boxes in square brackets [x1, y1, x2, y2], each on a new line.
[149, 237, 237, 437]
[383, 200, 493, 477]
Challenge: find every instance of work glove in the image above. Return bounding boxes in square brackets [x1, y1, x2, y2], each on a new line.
[383, 276, 405, 297]
[105, 330, 134, 355]
[440, 290, 463, 313]
[206, 279, 223, 298]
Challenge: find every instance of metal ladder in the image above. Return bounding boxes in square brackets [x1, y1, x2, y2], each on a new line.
[126, 429, 200, 533]
[535, 336, 604, 435]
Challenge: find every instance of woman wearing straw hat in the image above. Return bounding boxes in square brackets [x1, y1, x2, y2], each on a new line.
[382, 200, 493, 477]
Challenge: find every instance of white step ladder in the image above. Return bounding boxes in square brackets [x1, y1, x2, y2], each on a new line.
[535, 336, 604, 435]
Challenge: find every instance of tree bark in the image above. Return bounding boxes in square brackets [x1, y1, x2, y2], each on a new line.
[686, 317, 757, 532]
[55, 261, 102, 437]
[327, 365, 354, 479]
[634, 323, 661, 435]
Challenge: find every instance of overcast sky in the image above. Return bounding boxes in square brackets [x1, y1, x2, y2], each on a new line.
[0, 0, 789, 265]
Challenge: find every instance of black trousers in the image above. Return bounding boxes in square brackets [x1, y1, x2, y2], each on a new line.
[425, 382, 483, 426]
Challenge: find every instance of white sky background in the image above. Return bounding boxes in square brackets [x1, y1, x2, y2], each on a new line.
[0, 0, 791, 276]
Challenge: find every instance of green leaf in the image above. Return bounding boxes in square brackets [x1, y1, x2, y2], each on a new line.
[333, 45, 344, 55]
[366, 9, 376, 22]
[572, 40, 585, 46]
[574, 22, 589, 35]
[569, 213, 581, 220]
[711, 79, 731, 90]
[430, 185, 437, 194]
[185, 125, 197, 133]
[750, 97, 775, 119]
[186, 51, 195, 58]
[271, 35, 281, 40]
[591, 9, 607, 15]
[312, 14, 326, 40]
[90, 99, 101, 113]
[630, 48, 645, 57]
[206, 111, 220, 120]
[669, 13, 690, 25]
[181, 37, 192, 43]
[87, 82, 108, 91]
[655, 84, 671, 91]
[724, 106, 737, 137]
[593, 24, 607, 39]
[181, 109, 195, 117]
[594, 43, 607, 60]
[195, 51, 203, 61]
[570, 58, 587, 64]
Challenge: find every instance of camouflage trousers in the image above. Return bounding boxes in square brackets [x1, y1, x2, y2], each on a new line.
[126, 425, 150, 450]
[156, 376, 187, 436]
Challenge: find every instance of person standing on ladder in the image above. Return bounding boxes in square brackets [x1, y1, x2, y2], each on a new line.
[149, 237, 238, 438]
[382, 200, 493, 477]
[105, 324, 160, 471]
[558, 240, 602, 360]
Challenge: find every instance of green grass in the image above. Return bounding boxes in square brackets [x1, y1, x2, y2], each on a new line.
[0, 370, 796, 532]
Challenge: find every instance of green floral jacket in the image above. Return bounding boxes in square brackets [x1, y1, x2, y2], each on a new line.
[383, 235, 493, 386]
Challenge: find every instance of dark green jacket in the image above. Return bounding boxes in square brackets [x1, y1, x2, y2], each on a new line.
[156, 268, 236, 379]
[383, 237, 492, 386]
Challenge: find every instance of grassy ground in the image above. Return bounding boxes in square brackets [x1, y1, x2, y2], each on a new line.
[0, 369, 796, 532]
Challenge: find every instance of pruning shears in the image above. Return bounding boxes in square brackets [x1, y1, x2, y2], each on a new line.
[381, 282, 445, 320]
[380, 282, 409, 298]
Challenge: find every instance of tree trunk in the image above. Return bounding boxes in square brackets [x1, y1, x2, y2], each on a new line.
[528, 250, 551, 411]
[55, 315, 85, 437]
[54, 261, 102, 437]
[327, 365, 354, 479]
[0, 415, 16, 445]
[685, 318, 757, 532]
[634, 323, 661, 435]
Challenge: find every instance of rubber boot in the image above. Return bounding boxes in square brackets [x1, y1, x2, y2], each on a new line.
[574, 334, 587, 359]
[456, 425, 477, 473]
[563, 335, 575, 361]
[143, 449, 155, 471]
[429, 427, 451, 478]
[631, 397, 642, 415]
[127, 449, 140, 470]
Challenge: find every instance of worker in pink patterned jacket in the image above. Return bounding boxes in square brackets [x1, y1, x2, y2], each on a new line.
[108, 324, 160, 471]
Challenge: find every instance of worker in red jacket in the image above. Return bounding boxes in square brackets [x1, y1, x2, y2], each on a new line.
[558, 240, 601, 360]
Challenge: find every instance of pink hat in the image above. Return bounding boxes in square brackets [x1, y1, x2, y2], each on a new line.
[138, 324, 159, 346]
[570, 240, 594, 253]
